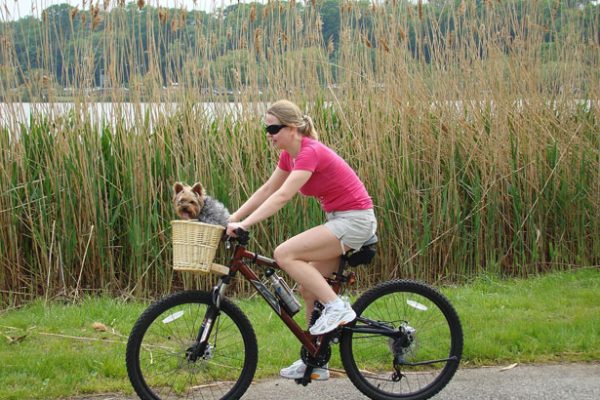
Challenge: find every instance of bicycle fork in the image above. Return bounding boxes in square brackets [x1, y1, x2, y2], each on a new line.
[186, 279, 229, 362]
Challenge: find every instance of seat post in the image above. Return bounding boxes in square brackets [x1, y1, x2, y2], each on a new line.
[328, 255, 352, 294]
[335, 256, 348, 284]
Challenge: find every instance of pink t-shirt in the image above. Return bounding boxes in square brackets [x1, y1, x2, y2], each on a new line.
[277, 137, 373, 212]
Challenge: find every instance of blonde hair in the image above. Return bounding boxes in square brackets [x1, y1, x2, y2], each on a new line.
[266, 100, 319, 140]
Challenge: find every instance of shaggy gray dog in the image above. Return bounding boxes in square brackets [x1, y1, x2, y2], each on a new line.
[173, 182, 230, 227]
[197, 196, 230, 227]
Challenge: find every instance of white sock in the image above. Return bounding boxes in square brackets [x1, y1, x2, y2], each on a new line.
[325, 297, 344, 310]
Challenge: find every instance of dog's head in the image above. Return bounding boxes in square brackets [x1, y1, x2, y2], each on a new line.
[173, 182, 205, 220]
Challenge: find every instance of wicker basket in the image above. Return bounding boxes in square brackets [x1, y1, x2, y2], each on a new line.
[171, 220, 227, 274]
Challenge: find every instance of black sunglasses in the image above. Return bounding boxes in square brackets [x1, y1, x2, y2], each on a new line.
[265, 124, 286, 135]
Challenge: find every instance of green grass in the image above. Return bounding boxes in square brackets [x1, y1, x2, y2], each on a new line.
[0, 268, 599, 399]
[454, 268, 600, 365]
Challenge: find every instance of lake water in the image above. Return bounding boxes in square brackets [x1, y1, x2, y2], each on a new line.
[0, 102, 269, 133]
[1, 99, 596, 134]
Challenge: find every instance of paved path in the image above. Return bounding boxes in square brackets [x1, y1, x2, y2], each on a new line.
[240, 363, 600, 400]
[69, 363, 600, 400]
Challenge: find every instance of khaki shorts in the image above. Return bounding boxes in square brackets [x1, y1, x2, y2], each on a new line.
[324, 209, 377, 251]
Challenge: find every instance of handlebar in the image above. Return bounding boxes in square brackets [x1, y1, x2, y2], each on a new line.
[222, 227, 250, 246]
[234, 228, 250, 245]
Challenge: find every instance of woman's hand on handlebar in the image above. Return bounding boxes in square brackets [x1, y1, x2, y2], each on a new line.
[226, 222, 248, 237]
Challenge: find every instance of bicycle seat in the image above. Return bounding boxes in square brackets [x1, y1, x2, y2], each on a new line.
[344, 235, 378, 267]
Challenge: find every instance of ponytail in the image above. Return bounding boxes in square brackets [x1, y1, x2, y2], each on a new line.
[300, 114, 319, 140]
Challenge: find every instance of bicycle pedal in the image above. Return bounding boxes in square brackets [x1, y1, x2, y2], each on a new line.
[294, 378, 311, 386]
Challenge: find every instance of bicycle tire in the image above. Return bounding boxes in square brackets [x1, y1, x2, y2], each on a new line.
[340, 280, 463, 400]
[126, 290, 258, 400]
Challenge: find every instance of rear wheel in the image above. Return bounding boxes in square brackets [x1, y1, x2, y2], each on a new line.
[340, 280, 463, 400]
[126, 290, 258, 400]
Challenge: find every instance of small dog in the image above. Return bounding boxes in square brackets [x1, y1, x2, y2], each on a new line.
[173, 182, 230, 227]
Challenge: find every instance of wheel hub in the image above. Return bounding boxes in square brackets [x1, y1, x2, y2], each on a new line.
[186, 342, 213, 362]
[388, 322, 416, 357]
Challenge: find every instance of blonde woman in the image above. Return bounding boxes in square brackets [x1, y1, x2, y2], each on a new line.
[226, 100, 377, 380]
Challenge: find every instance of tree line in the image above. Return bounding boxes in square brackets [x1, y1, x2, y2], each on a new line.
[0, 0, 598, 95]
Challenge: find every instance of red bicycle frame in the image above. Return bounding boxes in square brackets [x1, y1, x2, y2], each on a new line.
[221, 239, 348, 356]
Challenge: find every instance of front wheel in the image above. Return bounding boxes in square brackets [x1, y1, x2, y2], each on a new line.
[340, 280, 463, 400]
[126, 290, 258, 400]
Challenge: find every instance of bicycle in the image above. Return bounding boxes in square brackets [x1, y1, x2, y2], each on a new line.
[126, 229, 463, 400]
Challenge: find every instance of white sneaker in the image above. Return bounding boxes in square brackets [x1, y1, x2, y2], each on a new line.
[279, 359, 330, 380]
[309, 301, 356, 335]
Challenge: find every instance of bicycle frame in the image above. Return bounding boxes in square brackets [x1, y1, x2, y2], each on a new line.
[198, 233, 399, 363]
[214, 239, 335, 356]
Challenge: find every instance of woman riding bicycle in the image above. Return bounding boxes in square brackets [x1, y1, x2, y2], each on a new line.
[128, 103, 461, 398]
[226, 99, 377, 380]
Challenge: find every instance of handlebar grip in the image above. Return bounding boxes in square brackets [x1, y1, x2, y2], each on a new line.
[235, 227, 250, 245]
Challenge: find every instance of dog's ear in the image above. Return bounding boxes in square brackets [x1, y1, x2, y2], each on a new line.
[173, 182, 186, 195]
[191, 182, 204, 198]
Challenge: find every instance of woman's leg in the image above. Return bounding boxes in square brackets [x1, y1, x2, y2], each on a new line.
[301, 259, 340, 323]
[273, 225, 348, 306]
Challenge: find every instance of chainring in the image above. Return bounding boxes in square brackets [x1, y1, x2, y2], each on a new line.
[300, 344, 331, 368]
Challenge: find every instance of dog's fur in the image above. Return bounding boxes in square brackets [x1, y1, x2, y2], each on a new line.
[173, 182, 230, 227]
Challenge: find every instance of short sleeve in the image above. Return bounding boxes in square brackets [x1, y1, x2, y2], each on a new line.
[277, 151, 292, 171]
[293, 144, 318, 172]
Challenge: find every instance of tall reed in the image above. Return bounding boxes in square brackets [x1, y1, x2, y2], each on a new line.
[0, 1, 598, 304]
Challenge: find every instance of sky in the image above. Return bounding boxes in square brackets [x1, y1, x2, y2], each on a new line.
[1, 0, 264, 20]
[0, 0, 422, 21]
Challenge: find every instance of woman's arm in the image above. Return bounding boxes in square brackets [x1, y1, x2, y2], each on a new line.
[230, 170, 312, 233]
[229, 167, 290, 222]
